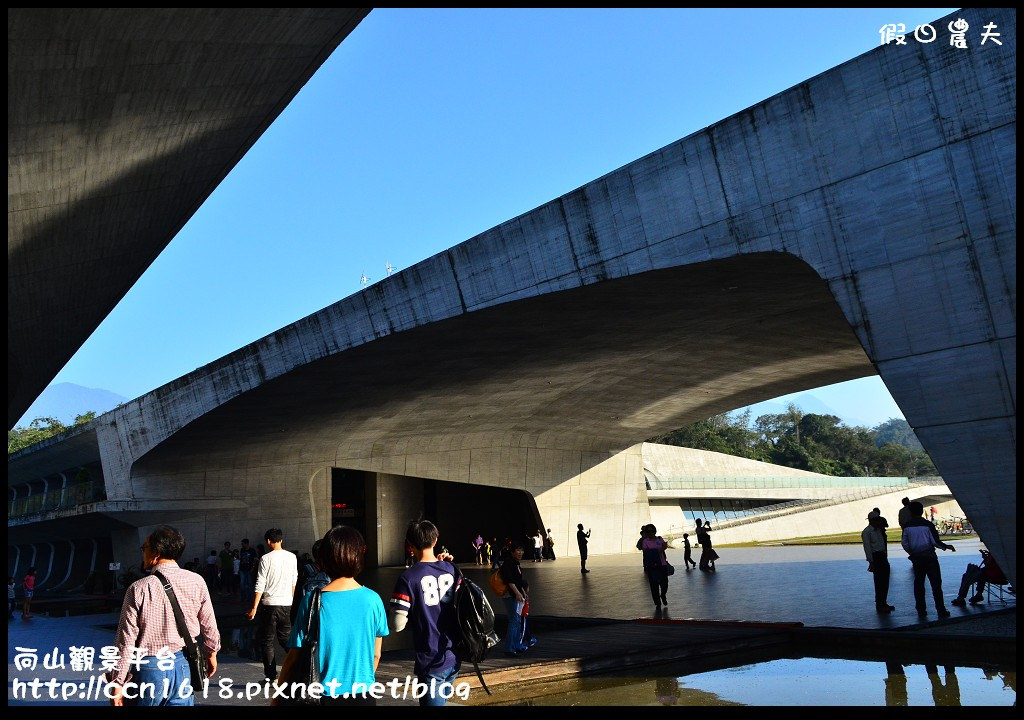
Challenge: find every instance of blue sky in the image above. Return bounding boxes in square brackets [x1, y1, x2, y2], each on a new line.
[42, 8, 958, 428]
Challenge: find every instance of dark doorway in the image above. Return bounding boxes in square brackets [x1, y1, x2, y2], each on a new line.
[424, 479, 540, 559]
[331, 468, 371, 539]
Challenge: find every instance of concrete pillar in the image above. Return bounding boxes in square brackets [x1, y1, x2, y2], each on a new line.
[373, 473, 425, 567]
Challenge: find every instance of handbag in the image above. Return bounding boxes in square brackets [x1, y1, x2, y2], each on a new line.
[153, 571, 207, 693]
[665, 563, 675, 576]
[281, 588, 323, 706]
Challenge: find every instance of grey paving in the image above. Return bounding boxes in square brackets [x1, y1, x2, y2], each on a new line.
[8, 541, 1014, 707]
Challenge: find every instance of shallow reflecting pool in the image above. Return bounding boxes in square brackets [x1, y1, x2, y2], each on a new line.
[475, 656, 1016, 706]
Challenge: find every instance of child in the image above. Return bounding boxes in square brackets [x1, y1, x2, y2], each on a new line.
[8, 577, 16, 618]
[22, 567, 36, 619]
[683, 533, 697, 570]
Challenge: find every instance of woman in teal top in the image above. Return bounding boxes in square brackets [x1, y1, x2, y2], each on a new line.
[278, 526, 388, 705]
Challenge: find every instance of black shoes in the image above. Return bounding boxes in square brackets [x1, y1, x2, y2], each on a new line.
[876, 605, 895, 613]
[937, 608, 951, 619]
[581, 569, 590, 573]
[503, 651, 519, 658]
[951, 597, 967, 607]
[969, 595, 984, 605]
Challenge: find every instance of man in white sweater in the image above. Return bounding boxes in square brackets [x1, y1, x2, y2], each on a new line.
[246, 528, 297, 681]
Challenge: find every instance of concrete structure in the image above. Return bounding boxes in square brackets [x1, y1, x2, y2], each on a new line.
[641, 443, 963, 542]
[7, 8, 370, 428]
[7, 9, 1015, 588]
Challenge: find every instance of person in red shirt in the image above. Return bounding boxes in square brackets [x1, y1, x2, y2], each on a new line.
[951, 549, 1007, 606]
[21, 567, 36, 619]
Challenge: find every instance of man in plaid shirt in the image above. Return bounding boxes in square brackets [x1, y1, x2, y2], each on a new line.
[108, 525, 221, 706]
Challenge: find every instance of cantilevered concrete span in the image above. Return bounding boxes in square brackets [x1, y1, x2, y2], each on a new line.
[7, 8, 370, 428]
[8, 8, 1015, 586]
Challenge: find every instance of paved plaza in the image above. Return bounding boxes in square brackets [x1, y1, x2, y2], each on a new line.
[8, 538, 1014, 707]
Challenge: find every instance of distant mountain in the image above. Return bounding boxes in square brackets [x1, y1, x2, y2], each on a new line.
[729, 393, 871, 429]
[15, 383, 128, 428]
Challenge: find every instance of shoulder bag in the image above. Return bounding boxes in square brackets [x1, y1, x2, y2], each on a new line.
[280, 588, 323, 706]
[153, 571, 208, 694]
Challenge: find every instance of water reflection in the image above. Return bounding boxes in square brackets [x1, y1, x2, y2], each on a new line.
[468, 657, 1016, 706]
[884, 661, 908, 706]
[925, 665, 960, 707]
[654, 677, 680, 705]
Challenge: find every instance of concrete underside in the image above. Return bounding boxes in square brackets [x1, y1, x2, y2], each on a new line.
[8, 9, 1016, 588]
[7, 8, 370, 427]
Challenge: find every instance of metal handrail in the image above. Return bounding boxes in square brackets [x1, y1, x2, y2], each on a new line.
[660, 478, 941, 537]
[8, 481, 106, 519]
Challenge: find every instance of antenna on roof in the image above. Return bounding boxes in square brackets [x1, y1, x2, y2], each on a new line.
[360, 273, 370, 287]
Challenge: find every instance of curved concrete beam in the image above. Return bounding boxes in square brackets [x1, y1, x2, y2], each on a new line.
[7, 8, 370, 427]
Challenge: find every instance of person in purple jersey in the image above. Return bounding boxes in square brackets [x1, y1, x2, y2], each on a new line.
[389, 520, 461, 706]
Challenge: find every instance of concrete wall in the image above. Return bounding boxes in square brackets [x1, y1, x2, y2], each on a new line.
[694, 487, 964, 546]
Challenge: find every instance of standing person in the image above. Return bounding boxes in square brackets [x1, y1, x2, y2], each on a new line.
[499, 545, 533, 656]
[218, 542, 233, 596]
[704, 521, 718, 570]
[901, 501, 956, 618]
[532, 530, 545, 562]
[238, 538, 257, 603]
[291, 552, 316, 624]
[639, 525, 670, 609]
[862, 510, 895, 613]
[472, 533, 484, 566]
[21, 567, 36, 619]
[245, 528, 298, 682]
[696, 521, 710, 571]
[106, 525, 220, 706]
[576, 524, 591, 574]
[404, 538, 416, 568]
[544, 528, 556, 560]
[8, 577, 17, 619]
[388, 520, 461, 706]
[491, 538, 503, 570]
[205, 551, 218, 588]
[897, 497, 913, 530]
[231, 550, 241, 597]
[277, 526, 388, 706]
[682, 533, 697, 570]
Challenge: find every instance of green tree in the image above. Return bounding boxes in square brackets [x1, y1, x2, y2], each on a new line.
[8, 412, 97, 455]
[873, 417, 924, 451]
[655, 404, 938, 479]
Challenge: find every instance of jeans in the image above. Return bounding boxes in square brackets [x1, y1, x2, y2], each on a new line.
[417, 663, 460, 707]
[501, 596, 526, 652]
[130, 650, 195, 706]
[871, 551, 891, 607]
[646, 566, 668, 605]
[910, 553, 945, 611]
[239, 570, 252, 597]
[956, 563, 985, 600]
[256, 604, 292, 679]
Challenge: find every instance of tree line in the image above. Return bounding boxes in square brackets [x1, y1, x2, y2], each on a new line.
[7, 413, 96, 455]
[648, 405, 936, 478]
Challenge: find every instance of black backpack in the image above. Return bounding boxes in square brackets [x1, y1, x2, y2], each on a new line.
[451, 569, 500, 695]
